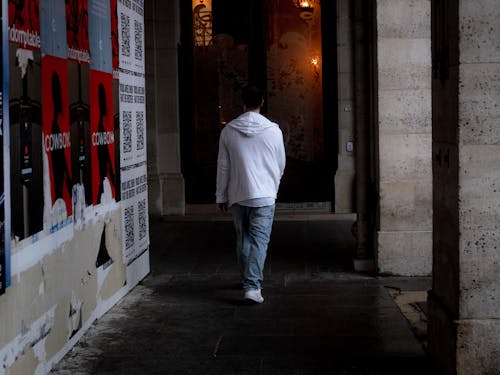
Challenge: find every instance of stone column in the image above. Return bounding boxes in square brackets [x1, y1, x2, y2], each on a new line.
[334, 0, 356, 214]
[352, 0, 375, 270]
[376, 0, 432, 275]
[145, 0, 185, 216]
[429, 1, 500, 373]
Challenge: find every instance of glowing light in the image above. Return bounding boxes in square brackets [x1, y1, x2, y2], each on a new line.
[310, 56, 320, 67]
[310, 55, 321, 81]
[294, 0, 315, 20]
[294, 0, 315, 10]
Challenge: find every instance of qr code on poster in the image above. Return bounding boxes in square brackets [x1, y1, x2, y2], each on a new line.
[124, 205, 135, 249]
[121, 13, 131, 58]
[136, 111, 144, 151]
[123, 111, 132, 153]
[134, 20, 143, 61]
[138, 199, 147, 240]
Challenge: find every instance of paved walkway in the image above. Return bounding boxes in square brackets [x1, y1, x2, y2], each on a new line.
[51, 216, 441, 374]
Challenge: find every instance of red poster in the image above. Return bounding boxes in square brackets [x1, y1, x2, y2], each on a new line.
[111, 0, 119, 74]
[90, 70, 116, 205]
[66, 0, 90, 63]
[8, 0, 41, 49]
[42, 55, 73, 216]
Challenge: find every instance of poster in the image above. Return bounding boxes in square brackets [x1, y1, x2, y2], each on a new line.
[120, 163, 148, 265]
[8, 0, 40, 50]
[66, 0, 90, 64]
[90, 70, 116, 205]
[111, 0, 120, 199]
[40, 0, 72, 232]
[40, 0, 66, 56]
[67, 0, 91, 207]
[41, 55, 72, 231]
[113, 74, 121, 200]
[118, 72, 145, 167]
[8, 0, 44, 242]
[117, 0, 148, 267]
[68, 62, 91, 207]
[0, 67, 4, 294]
[88, 0, 112, 73]
[1, 0, 7, 294]
[111, 0, 119, 76]
[117, 0, 144, 74]
[2, 0, 148, 293]
[89, 0, 115, 205]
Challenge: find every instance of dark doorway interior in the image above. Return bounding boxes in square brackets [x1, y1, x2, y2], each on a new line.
[180, 0, 337, 205]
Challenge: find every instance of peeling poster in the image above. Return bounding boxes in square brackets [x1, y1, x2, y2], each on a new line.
[1, 1, 6, 294]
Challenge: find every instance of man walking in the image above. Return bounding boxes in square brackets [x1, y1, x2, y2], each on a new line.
[216, 85, 286, 304]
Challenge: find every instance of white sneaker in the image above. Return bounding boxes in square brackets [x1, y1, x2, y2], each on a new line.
[244, 288, 264, 303]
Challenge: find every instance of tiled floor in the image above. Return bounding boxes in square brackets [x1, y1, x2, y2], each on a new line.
[51, 216, 441, 374]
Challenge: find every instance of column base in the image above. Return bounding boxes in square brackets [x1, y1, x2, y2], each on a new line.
[429, 290, 500, 375]
[148, 173, 185, 217]
[353, 258, 375, 272]
[377, 230, 432, 276]
[427, 291, 456, 375]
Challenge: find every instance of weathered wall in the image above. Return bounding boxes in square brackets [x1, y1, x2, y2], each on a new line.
[0, 206, 149, 375]
[1, 1, 151, 373]
[146, 0, 185, 216]
[376, 0, 432, 275]
[429, 0, 500, 373]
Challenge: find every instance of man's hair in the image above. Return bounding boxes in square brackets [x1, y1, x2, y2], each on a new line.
[241, 85, 264, 110]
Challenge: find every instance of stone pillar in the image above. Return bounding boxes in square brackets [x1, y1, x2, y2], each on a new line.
[145, 0, 185, 216]
[376, 0, 432, 275]
[352, 0, 375, 271]
[429, 1, 500, 373]
[334, 0, 356, 213]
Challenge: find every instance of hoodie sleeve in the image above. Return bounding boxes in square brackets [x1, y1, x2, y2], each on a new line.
[277, 128, 286, 177]
[215, 130, 230, 203]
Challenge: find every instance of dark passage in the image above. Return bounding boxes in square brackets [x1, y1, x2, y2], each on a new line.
[52, 216, 440, 374]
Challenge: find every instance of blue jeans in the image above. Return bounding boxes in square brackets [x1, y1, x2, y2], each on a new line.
[230, 203, 276, 291]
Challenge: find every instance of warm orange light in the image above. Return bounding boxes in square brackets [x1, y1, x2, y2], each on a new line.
[192, 0, 211, 10]
[310, 55, 320, 80]
[193, 0, 213, 46]
[294, 0, 315, 19]
[294, 0, 314, 10]
[310, 56, 320, 67]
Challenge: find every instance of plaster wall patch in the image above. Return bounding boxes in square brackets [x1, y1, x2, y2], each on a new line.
[0, 306, 56, 375]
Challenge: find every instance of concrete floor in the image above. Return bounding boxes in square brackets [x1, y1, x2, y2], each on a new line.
[51, 214, 441, 374]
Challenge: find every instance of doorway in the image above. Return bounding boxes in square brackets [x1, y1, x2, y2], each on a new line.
[180, 0, 337, 205]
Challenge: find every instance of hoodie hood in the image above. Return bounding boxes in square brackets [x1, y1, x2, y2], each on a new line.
[228, 111, 276, 136]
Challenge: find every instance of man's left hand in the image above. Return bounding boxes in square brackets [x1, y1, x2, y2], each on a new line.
[216, 202, 228, 213]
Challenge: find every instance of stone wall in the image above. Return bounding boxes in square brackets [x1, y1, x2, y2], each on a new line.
[376, 0, 432, 275]
[429, 0, 500, 373]
[146, 0, 185, 216]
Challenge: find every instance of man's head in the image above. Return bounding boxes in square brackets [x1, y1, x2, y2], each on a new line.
[242, 85, 264, 112]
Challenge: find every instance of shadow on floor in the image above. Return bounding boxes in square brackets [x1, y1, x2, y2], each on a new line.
[51, 218, 441, 375]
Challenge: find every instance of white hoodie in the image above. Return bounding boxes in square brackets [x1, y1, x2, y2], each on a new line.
[216, 111, 286, 207]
